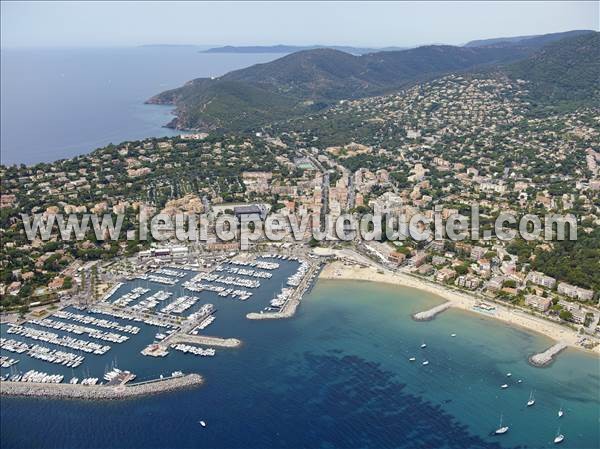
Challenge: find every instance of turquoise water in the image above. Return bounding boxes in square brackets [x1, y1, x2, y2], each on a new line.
[1, 278, 599, 449]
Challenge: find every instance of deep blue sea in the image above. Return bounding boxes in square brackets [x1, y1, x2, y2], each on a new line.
[0, 47, 282, 165]
[1, 265, 599, 449]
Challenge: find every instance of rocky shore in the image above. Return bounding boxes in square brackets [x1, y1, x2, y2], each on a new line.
[0, 374, 203, 400]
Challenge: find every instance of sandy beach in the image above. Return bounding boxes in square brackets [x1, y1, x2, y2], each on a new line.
[320, 261, 600, 356]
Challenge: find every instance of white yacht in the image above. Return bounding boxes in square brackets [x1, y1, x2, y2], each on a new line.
[409, 357, 416, 362]
[450, 333, 456, 337]
[420, 342, 427, 349]
[500, 384, 509, 389]
[554, 428, 564, 444]
[527, 390, 535, 407]
[495, 414, 509, 435]
[199, 420, 207, 427]
[558, 407, 564, 418]
[422, 360, 429, 366]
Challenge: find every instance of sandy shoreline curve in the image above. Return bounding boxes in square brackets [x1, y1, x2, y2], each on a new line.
[320, 261, 599, 356]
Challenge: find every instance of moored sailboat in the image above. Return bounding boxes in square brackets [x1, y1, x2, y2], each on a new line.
[554, 427, 564, 444]
[495, 413, 509, 435]
[527, 390, 535, 407]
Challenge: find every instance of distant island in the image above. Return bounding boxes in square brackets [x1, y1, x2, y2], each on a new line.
[200, 44, 406, 55]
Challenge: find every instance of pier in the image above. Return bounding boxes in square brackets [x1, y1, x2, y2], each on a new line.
[246, 298, 300, 320]
[0, 374, 203, 400]
[165, 333, 241, 348]
[529, 342, 568, 367]
[412, 302, 452, 321]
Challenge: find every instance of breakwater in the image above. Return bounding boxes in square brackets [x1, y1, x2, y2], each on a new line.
[0, 374, 203, 400]
[412, 302, 452, 321]
[529, 342, 568, 367]
[247, 299, 299, 320]
[166, 333, 241, 348]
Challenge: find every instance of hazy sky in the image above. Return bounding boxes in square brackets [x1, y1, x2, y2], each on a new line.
[2, 1, 598, 48]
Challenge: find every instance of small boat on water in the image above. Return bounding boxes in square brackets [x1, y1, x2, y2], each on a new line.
[517, 379, 523, 383]
[506, 372, 512, 377]
[558, 406, 564, 418]
[450, 333, 456, 337]
[409, 357, 416, 362]
[199, 420, 206, 428]
[422, 360, 429, 366]
[501, 384, 509, 389]
[495, 414, 509, 435]
[526, 390, 535, 407]
[420, 342, 427, 349]
[554, 427, 564, 444]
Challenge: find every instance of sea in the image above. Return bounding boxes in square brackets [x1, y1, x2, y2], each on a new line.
[0, 47, 284, 165]
[1, 260, 599, 449]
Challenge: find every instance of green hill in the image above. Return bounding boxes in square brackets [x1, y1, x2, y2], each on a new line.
[148, 31, 599, 131]
[504, 32, 600, 112]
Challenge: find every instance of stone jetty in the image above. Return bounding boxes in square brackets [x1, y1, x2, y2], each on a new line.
[0, 373, 203, 400]
[247, 299, 299, 320]
[412, 302, 452, 321]
[529, 342, 568, 367]
[166, 333, 241, 348]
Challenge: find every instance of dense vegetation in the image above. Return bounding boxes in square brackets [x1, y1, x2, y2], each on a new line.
[505, 32, 600, 113]
[149, 42, 540, 131]
[531, 228, 600, 292]
[149, 31, 597, 132]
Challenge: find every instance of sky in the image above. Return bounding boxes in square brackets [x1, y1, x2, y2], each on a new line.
[1, 1, 598, 48]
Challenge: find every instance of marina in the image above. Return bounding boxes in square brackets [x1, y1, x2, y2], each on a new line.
[53, 310, 140, 334]
[1, 275, 598, 448]
[171, 344, 216, 357]
[1, 254, 314, 393]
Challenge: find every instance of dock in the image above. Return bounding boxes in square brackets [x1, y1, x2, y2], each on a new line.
[412, 302, 452, 321]
[247, 262, 319, 320]
[0, 373, 203, 400]
[529, 342, 568, 367]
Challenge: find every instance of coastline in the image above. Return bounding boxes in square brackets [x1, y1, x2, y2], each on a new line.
[319, 261, 600, 357]
[0, 374, 203, 401]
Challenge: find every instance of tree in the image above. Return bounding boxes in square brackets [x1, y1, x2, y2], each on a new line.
[559, 310, 573, 322]
[18, 305, 29, 318]
[308, 237, 319, 248]
[455, 263, 469, 276]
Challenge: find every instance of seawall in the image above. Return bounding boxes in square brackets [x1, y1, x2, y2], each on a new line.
[0, 374, 203, 400]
